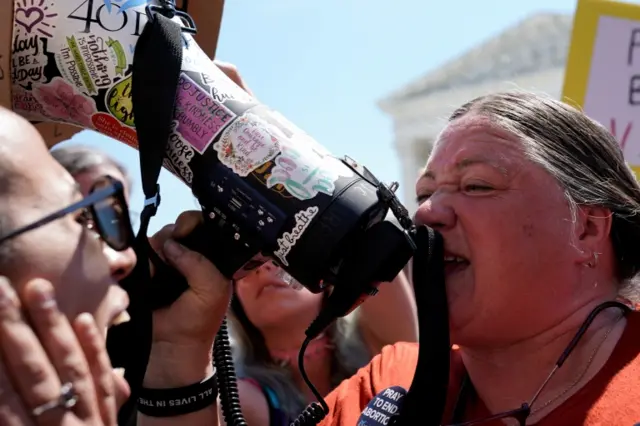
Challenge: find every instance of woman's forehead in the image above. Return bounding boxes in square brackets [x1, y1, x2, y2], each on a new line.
[426, 114, 525, 172]
[74, 165, 126, 190]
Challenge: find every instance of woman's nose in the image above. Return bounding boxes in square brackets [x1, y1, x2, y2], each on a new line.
[413, 194, 456, 231]
[104, 246, 137, 282]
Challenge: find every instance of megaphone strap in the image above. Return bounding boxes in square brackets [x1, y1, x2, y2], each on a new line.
[116, 10, 185, 425]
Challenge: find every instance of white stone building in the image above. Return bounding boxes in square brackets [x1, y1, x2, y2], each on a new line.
[378, 13, 574, 212]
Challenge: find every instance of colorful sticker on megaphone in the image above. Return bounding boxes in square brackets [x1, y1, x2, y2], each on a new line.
[213, 112, 284, 177]
[174, 72, 236, 154]
[54, 34, 126, 97]
[32, 76, 98, 129]
[214, 109, 354, 201]
[273, 205, 320, 267]
[166, 120, 195, 185]
[11, 0, 148, 131]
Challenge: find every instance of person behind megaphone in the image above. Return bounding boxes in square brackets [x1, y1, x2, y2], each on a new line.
[228, 261, 416, 426]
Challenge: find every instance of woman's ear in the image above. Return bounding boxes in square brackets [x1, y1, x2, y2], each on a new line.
[573, 205, 613, 263]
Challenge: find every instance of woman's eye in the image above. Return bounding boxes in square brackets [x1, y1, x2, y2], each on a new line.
[415, 193, 432, 204]
[416, 183, 492, 203]
[463, 184, 493, 192]
[75, 209, 96, 230]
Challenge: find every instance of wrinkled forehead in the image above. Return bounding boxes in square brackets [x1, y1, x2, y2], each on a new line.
[424, 114, 527, 177]
[10, 159, 79, 203]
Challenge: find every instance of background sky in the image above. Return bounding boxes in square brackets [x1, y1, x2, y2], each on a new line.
[56, 0, 639, 234]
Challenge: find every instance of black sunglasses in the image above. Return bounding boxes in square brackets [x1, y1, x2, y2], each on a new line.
[0, 175, 134, 251]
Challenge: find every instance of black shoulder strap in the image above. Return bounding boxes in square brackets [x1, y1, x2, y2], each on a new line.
[111, 10, 184, 425]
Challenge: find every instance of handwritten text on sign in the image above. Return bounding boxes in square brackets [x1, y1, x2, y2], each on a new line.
[583, 16, 639, 164]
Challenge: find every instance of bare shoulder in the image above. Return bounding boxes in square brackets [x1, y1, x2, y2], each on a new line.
[218, 379, 271, 426]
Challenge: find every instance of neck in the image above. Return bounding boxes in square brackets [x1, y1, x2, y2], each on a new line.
[261, 326, 334, 399]
[460, 297, 627, 419]
[261, 324, 307, 353]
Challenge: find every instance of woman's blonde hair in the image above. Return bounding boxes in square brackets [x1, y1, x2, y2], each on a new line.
[228, 293, 371, 419]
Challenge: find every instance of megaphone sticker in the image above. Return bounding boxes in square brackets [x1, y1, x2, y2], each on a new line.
[175, 72, 236, 154]
[33, 76, 98, 129]
[92, 112, 138, 149]
[273, 205, 320, 267]
[166, 120, 195, 184]
[54, 34, 123, 96]
[212, 112, 283, 177]
[12, 0, 147, 129]
[105, 74, 134, 126]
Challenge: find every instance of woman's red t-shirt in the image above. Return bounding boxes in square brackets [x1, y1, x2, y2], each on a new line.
[320, 311, 640, 426]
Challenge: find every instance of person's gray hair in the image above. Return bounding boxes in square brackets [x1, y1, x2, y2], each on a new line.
[449, 90, 640, 301]
[51, 145, 131, 188]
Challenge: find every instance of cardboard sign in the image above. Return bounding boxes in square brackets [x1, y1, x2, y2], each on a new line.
[35, 122, 83, 146]
[177, 0, 225, 60]
[10, 0, 225, 148]
[562, 0, 640, 176]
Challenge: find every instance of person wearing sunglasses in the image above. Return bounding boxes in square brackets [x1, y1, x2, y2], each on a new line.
[0, 107, 232, 426]
[0, 107, 135, 424]
[0, 108, 135, 347]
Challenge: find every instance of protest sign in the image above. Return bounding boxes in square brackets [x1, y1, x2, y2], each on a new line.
[562, 0, 640, 175]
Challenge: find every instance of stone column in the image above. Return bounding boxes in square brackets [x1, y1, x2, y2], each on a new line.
[395, 139, 431, 214]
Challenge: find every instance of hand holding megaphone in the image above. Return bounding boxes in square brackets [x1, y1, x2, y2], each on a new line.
[213, 60, 255, 98]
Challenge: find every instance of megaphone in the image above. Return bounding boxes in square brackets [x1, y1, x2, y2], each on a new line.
[9, 2, 447, 426]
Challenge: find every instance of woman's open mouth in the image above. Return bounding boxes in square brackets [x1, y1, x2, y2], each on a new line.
[258, 281, 290, 296]
[443, 255, 470, 276]
[104, 307, 131, 338]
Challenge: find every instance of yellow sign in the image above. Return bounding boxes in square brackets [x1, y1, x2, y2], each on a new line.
[562, 0, 640, 175]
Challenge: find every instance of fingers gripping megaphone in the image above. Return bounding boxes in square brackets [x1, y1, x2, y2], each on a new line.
[8, 3, 443, 426]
